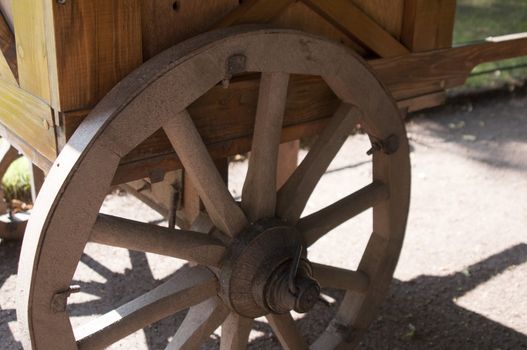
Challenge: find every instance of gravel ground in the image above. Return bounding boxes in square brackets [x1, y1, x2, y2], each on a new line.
[1, 89, 526, 349]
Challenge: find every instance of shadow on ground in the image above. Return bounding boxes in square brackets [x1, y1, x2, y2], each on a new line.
[1, 239, 526, 349]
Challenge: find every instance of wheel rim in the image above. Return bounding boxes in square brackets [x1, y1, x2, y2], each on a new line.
[17, 27, 410, 349]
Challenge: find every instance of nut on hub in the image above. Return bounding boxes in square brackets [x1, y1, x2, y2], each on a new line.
[219, 219, 320, 318]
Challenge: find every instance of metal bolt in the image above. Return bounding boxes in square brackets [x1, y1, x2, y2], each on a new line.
[57, 0, 67, 4]
[367, 134, 399, 155]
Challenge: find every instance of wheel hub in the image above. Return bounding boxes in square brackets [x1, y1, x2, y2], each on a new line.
[219, 219, 320, 318]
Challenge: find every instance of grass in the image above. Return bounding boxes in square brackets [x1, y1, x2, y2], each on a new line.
[454, 0, 527, 89]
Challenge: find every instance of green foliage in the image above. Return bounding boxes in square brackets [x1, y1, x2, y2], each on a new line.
[454, 0, 527, 89]
[2, 157, 31, 203]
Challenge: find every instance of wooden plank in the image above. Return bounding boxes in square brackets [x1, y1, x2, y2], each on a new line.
[303, 0, 409, 57]
[112, 118, 329, 185]
[370, 35, 527, 100]
[0, 79, 56, 166]
[214, 0, 295, 27]
[402, 0, 457, 52]
[271, 1, 367, 56]
[44, 0, 143, 111]
[397, 91, 446, 113]
[0, 7, 16, 84]
[142, 0, 238, 60]
[13, 0, 52, 102]
[352, 0, 404, 39]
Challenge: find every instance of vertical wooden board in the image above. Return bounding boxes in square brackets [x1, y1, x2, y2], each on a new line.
[50, 0, 142, 111]
[141, 0, 238, 60]
[13, 0, 51, 102]
[402, 0, 457, 51]
[272, 1, 367, 56]
[0, 0, 13, 30]
[352, 0, 404, 39]
[0, 7, 16, 84]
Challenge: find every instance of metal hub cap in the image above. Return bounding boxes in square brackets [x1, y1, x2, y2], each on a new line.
[219, 219, 320, 318]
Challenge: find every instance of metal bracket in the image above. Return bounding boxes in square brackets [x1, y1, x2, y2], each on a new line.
[51, 285, 80, 313]
[367, 134, 399, 155]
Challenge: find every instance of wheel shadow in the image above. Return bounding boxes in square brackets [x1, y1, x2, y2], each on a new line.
[1, 241, 526, 349]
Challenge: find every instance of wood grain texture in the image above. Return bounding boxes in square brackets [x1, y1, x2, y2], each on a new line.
[163, 110, 248, 237]
[214, 0, 295, 27]
[266, 313, 308, 350]
[242, 72, 289, 221]
[13, 0, 52, 102]
[48, 0, 142, 111]
[402, 0, 457, 52]
[142, 0, 238, 59]
[0, 8, 16, 84]
[303, 0, 409, 57]
[0, 79, 55, 162]
[352, 0, 404, 39]
[0, 0, 13, 30]
[166, 297, 229, 350]
[90, 214, 226, 266]
[220, 313, 252, 350]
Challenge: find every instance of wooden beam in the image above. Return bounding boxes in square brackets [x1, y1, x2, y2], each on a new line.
[402, 0, 457, 52]
[303, 0, 410, 57]
[214, 0, 295, 27]
[370, 34, 527, 100]
[0, 79, 55, 167]
[0, 8, 17, 84]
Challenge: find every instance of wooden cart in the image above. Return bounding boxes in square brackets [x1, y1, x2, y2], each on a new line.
[1, 0, 526, 349]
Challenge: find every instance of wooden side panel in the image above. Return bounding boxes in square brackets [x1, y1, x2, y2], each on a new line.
[142, 0, 238, 60]
[49, 0, 143, 111]
[0, 80, 55, 166]
[13, 0, 52, 102]
[402, 0, 457, 51]
[352, 0, 404, 39]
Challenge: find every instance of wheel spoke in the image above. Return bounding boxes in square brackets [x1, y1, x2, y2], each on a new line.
[298, 181, 389, 246]
[242, 72, 290, 221]
[220, 313, 253, 350]
[266, 313, 308, 350]
[163, 110, 248, 237]
[276, 104, 361, 224]
[166, 297, 229, 350]
[75, 267, 217, 350]
[312, 263, 369, 293]
[90, 214, 226, 267]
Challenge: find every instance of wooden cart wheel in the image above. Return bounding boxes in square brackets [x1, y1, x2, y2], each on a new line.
[17, 27, 410, 349]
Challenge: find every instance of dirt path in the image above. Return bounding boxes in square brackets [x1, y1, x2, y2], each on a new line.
[1, 89, 526, 349]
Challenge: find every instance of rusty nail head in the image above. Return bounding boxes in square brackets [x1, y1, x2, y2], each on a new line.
[227, 54, 247, 76]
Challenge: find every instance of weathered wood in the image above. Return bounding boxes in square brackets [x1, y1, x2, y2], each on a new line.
[142, 0, 238, 59]
[49, 0, 143, 111]
[28, 161, 45, 203]
[163, 110, 248, 237]
[90, 214, 226, 267]
[0, 7, 17, 84]
[220, 313, 252, 350]
[303, 0, 409, 57]
[298, 182, 389, 247]
[75, 267, 217, 350]
[277, 104, 360, 224]
[0, 140, 18, 215]
[0, 0, 13, 30]
[276, 140, 299, 190]
[215, 0, 295, 27]
[266, 313, 308, 350]
[166, 297, 229, 350]
[370, 34, 527, 100]
[242, 72, 289, 221]
[13, 0, 52, 102]
[113, 117, 329, 185]
[402, 0, 457, 52]
[352, 0, 404, 39]
[312, 263, 370, 293]
[0, 79, 56, 162]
